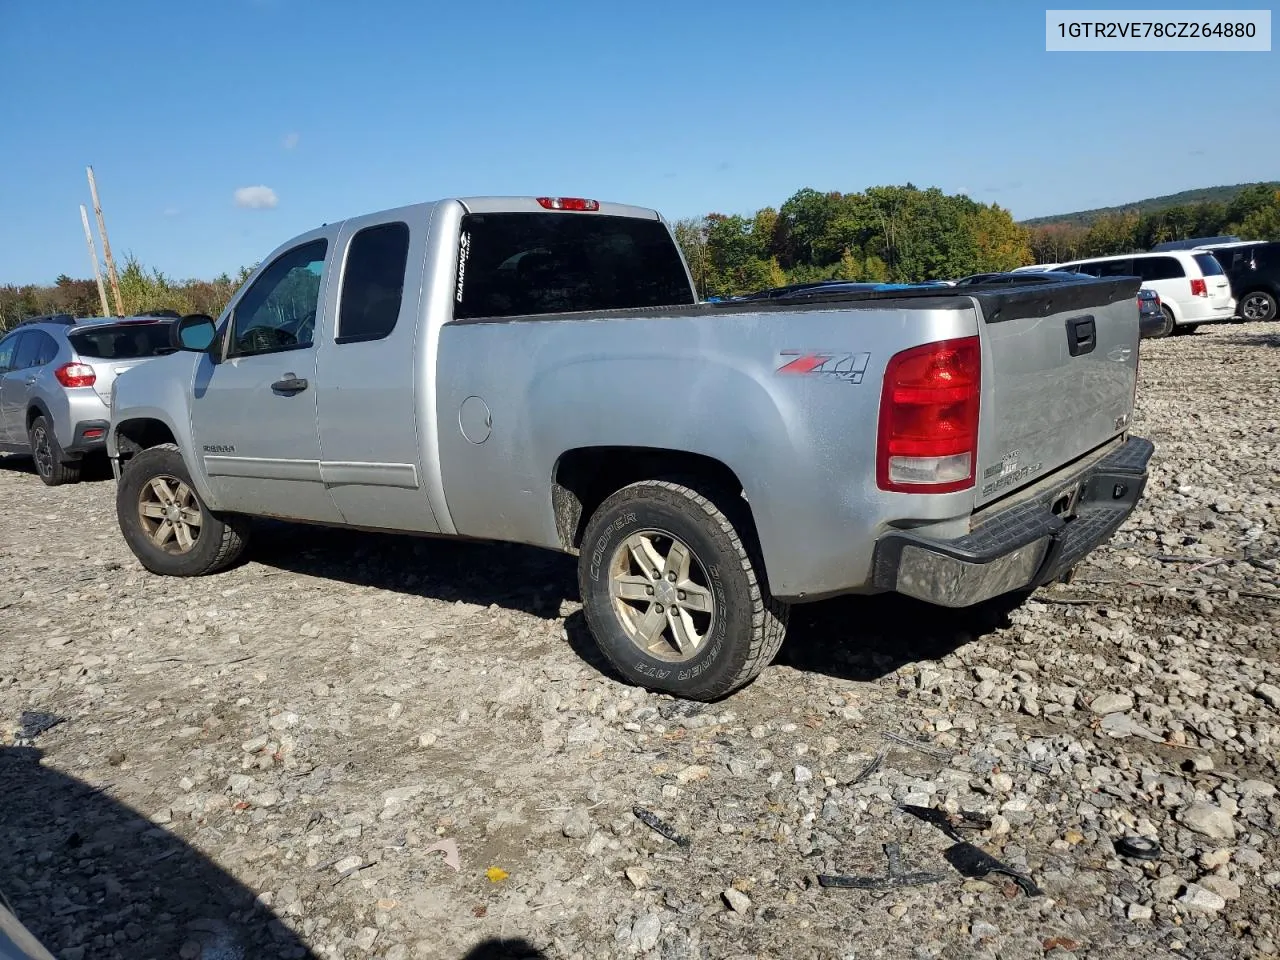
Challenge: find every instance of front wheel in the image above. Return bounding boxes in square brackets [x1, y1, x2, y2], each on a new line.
[116, 443, 250, 576]
[1239, 291, 1278, 322]
[577, 478, 788, 701]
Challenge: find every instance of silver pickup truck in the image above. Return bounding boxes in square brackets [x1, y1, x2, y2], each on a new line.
[107, 195, 1153, 700]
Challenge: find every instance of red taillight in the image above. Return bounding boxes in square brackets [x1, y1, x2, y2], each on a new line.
[876, 337, 981, 494]
[1190, 278, 1207, 297]
[536, 197, 600, 211]
[54, 362, 96, 388]
[82, 428, 104, 439]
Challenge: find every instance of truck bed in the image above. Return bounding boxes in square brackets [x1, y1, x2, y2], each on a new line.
[436, 273, 1142, 600]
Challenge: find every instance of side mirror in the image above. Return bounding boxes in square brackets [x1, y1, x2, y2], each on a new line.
[173, 314, 217, 352]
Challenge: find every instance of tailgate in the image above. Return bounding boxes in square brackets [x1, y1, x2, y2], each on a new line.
[970, 277, 1141, 508]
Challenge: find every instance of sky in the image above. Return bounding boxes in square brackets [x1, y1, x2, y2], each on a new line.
[1, 0, 1276, 283]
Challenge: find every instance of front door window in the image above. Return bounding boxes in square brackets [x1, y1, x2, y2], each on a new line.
[229, 240, 328, 357]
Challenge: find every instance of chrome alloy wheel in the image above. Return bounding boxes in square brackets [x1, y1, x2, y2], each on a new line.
[608, 530, 715, 661]
[137, 475, 203, 554]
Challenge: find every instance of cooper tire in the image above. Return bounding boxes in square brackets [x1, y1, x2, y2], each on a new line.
[116, 443, 250, 576]
[578, 478, 788, 701]
[29, 415, 81, 487]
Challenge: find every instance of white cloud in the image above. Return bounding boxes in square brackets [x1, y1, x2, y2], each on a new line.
[163, 206, 181, 217]
[282, 132, 300, 150]
[234, 185, 279, 210]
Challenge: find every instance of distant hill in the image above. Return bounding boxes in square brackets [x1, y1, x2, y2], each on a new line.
[1020, 182, 1280, 227]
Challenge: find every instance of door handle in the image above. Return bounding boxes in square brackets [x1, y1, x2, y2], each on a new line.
[271, 375, 308, 394]
[1065, 315, 1096, 357]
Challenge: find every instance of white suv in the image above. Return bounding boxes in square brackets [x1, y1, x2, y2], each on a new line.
[1053, 251, 1235, 336]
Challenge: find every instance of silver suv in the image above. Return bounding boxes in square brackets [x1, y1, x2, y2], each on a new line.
[0, 313, 179, 485]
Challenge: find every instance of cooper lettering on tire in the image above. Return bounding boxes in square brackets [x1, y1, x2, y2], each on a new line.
[577, 478, 787, 701]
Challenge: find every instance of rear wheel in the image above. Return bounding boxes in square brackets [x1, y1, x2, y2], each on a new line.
[116, 443, 250, 576]
[28, 416, 81, 487]
[577, 478, 787, 701]
[1156, 306, 1175, 338]
[1239, 291, 1277, 322]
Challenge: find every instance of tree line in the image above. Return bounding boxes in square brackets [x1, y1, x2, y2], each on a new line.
[4, 183, 1279, 330]
[673, 182, 1280, 297]
[0, 256, 251, 333]
[673, 185, 1033, 297]
[1025, 182, 1280, 266]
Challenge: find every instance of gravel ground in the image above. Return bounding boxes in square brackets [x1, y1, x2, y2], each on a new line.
[1, 322, 1278, 960]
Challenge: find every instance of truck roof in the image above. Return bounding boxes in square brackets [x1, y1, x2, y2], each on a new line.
[317, 196, 666, 231]
[455, 196, 663, 221]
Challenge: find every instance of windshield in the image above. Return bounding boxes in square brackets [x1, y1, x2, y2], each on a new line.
[68, 322, 175, 359]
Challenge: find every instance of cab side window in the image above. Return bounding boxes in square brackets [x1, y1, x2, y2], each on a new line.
[229, 240, 328, 358]
[336, 222, 411, 344]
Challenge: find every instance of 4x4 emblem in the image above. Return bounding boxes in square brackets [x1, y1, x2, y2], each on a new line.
[775, 351, 872, 384]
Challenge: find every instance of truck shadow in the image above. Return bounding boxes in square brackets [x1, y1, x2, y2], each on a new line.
[251, 521, 1015, 685]
[771, 590, 1025, 683]
[0, 744, 318, 960]
[459, 940, 548, 959]
[250, 521, 577, 620]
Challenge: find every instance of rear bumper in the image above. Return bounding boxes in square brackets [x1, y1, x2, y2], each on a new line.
[871, 436, 1154, 608]
[1179, 298, 1236, 324]
[65, 419, 110, 454]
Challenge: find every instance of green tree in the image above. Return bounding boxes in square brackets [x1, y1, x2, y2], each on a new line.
[1225, 183, 1277, 228]
[1238, 190, 1280, 239]
[969, 204, 1033, 271]
[672, 217, 711, 297]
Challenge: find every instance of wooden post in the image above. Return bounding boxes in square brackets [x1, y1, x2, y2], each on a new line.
[79, 205, 111, 317]
[86, 166, 125, 316]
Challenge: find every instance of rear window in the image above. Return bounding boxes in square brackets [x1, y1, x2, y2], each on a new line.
[452, 213, 694, 321]
[69, 322, 174, 359]
[1192, 253, 1225, 276]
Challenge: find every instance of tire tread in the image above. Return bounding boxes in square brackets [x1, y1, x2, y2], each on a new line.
[586, 477, 788, 699]
[119, 443, 249, 576]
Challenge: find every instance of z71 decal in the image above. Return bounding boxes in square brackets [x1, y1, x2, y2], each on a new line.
[775, 351, 872, 384]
